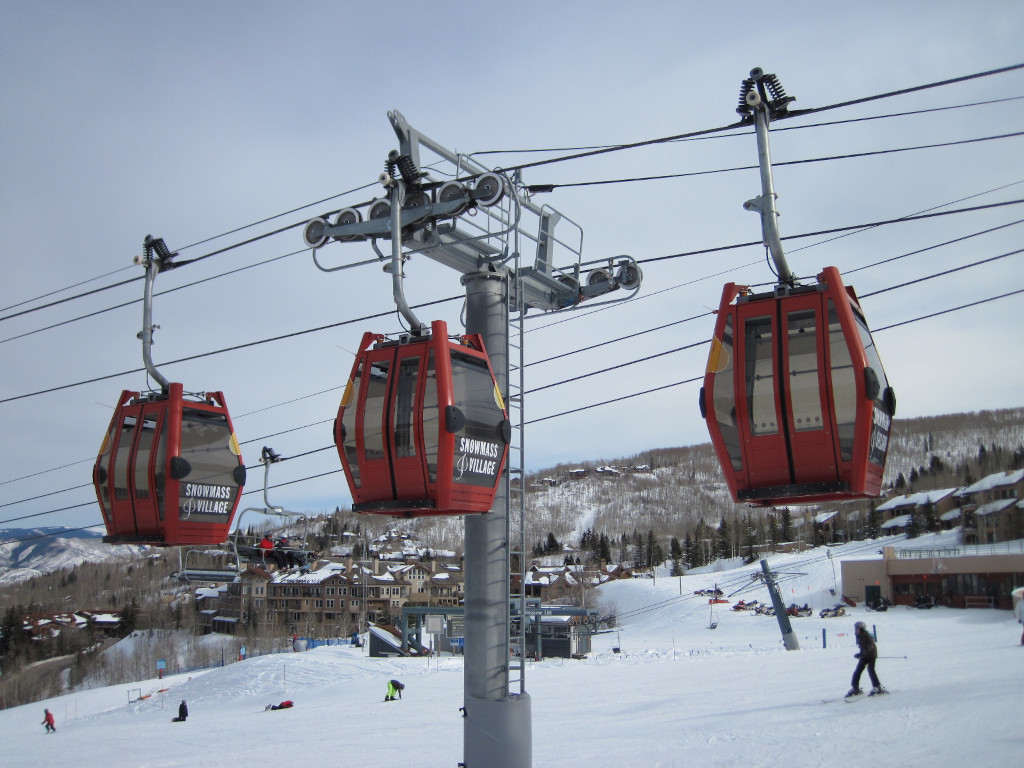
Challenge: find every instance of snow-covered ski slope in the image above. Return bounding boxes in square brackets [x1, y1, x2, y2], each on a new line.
[5, 534, 1021, 767]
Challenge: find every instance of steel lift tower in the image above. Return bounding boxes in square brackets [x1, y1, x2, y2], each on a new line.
[303, 111, 641, 767]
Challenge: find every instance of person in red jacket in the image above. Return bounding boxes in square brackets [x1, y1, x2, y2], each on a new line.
[258, 536, 286, 569]
[42, 708, 56, 733]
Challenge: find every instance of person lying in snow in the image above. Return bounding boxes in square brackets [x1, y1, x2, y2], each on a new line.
[265, 700, 294, 710]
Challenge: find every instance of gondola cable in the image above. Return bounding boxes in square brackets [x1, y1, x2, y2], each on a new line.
[493, 62, 1024, 177]
[520, 131, 1024, 192]
[5, 65, 1023, 321]
[1, 219, 1019, 408]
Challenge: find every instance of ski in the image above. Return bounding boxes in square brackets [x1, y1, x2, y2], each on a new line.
[844, 689, 890, 702]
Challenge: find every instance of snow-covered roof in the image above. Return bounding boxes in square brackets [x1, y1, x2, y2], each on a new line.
[958, 469, 1024, 496]
[939, 508, 962, 522]
[271, 562, 347, 585]
[975, 498, 1017, 517]
[813, 511, 839, 524]
[876, 488, 957, 511]
[880, 514, 912, 529]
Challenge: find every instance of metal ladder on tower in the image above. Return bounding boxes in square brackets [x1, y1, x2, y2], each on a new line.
[505, 248, 529, 698]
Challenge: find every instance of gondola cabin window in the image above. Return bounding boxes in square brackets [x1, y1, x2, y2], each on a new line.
[744, 315, 778, 437]
[786, 308, 823, 433]
[827, 300, 858, 462]
[176, 408, 243, 522]
[450, 352, 506, 489]
[338, 364, 362, 489]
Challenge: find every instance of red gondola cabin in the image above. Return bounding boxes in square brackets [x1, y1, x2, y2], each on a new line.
[700, 266, 895, 505]
[94, 383, 246, 546]
[335, 320, 510, 516]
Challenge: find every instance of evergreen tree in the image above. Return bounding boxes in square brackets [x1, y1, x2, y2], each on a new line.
[544, 532, 561, 555]
[906, 509, 921, 539]
[715, 518, 732, 560]
[692, 520, 708, 567]
[647, 530, 664, 568]
[669, 536, 682, 561]
[0, 604, 24, 660]
[632, 529, 644, 569]
[598, 533, 612, 565]
[741, 515, 758, 564]
[780, 509, 793, 543]
[669, 537, 684, 577]
[579, 528, 594, 553]
[682, 533, 695, 570]
[118, 600, 139, 637]
[866, 505, 881, 539]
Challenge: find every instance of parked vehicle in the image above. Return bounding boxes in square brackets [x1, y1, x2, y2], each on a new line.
[819, 604, 847, 618]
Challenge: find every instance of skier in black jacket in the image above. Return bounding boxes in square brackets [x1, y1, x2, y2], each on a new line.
[847, 621, 886, 697]
[173, 700, 189, 722]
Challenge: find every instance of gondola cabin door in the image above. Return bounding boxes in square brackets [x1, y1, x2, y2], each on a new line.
[335, 320, 510, 516]
[701, 267, 894, 505]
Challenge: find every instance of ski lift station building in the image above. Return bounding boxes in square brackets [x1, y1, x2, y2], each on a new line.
[842, 544, 1024, 610]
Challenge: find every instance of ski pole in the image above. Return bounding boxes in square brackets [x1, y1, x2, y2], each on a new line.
[877, 655, 908, 659]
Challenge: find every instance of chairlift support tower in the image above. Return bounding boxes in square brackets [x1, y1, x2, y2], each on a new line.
[761, 559, 800, 650]
[303, 111, 641, 768]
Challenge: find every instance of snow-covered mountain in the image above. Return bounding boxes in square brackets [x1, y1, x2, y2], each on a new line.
[0, 528, 139, 586]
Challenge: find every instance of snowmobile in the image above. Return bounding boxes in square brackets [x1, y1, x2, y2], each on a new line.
[819, 604, 847, 618]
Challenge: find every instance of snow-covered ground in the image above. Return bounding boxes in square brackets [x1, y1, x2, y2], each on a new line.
[4, 536, 1021, 767]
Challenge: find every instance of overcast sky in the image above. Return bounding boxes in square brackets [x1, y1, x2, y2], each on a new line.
[2, 2, 1023, 533]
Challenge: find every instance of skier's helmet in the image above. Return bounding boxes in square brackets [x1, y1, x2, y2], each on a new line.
[854, 621, 866, 632]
